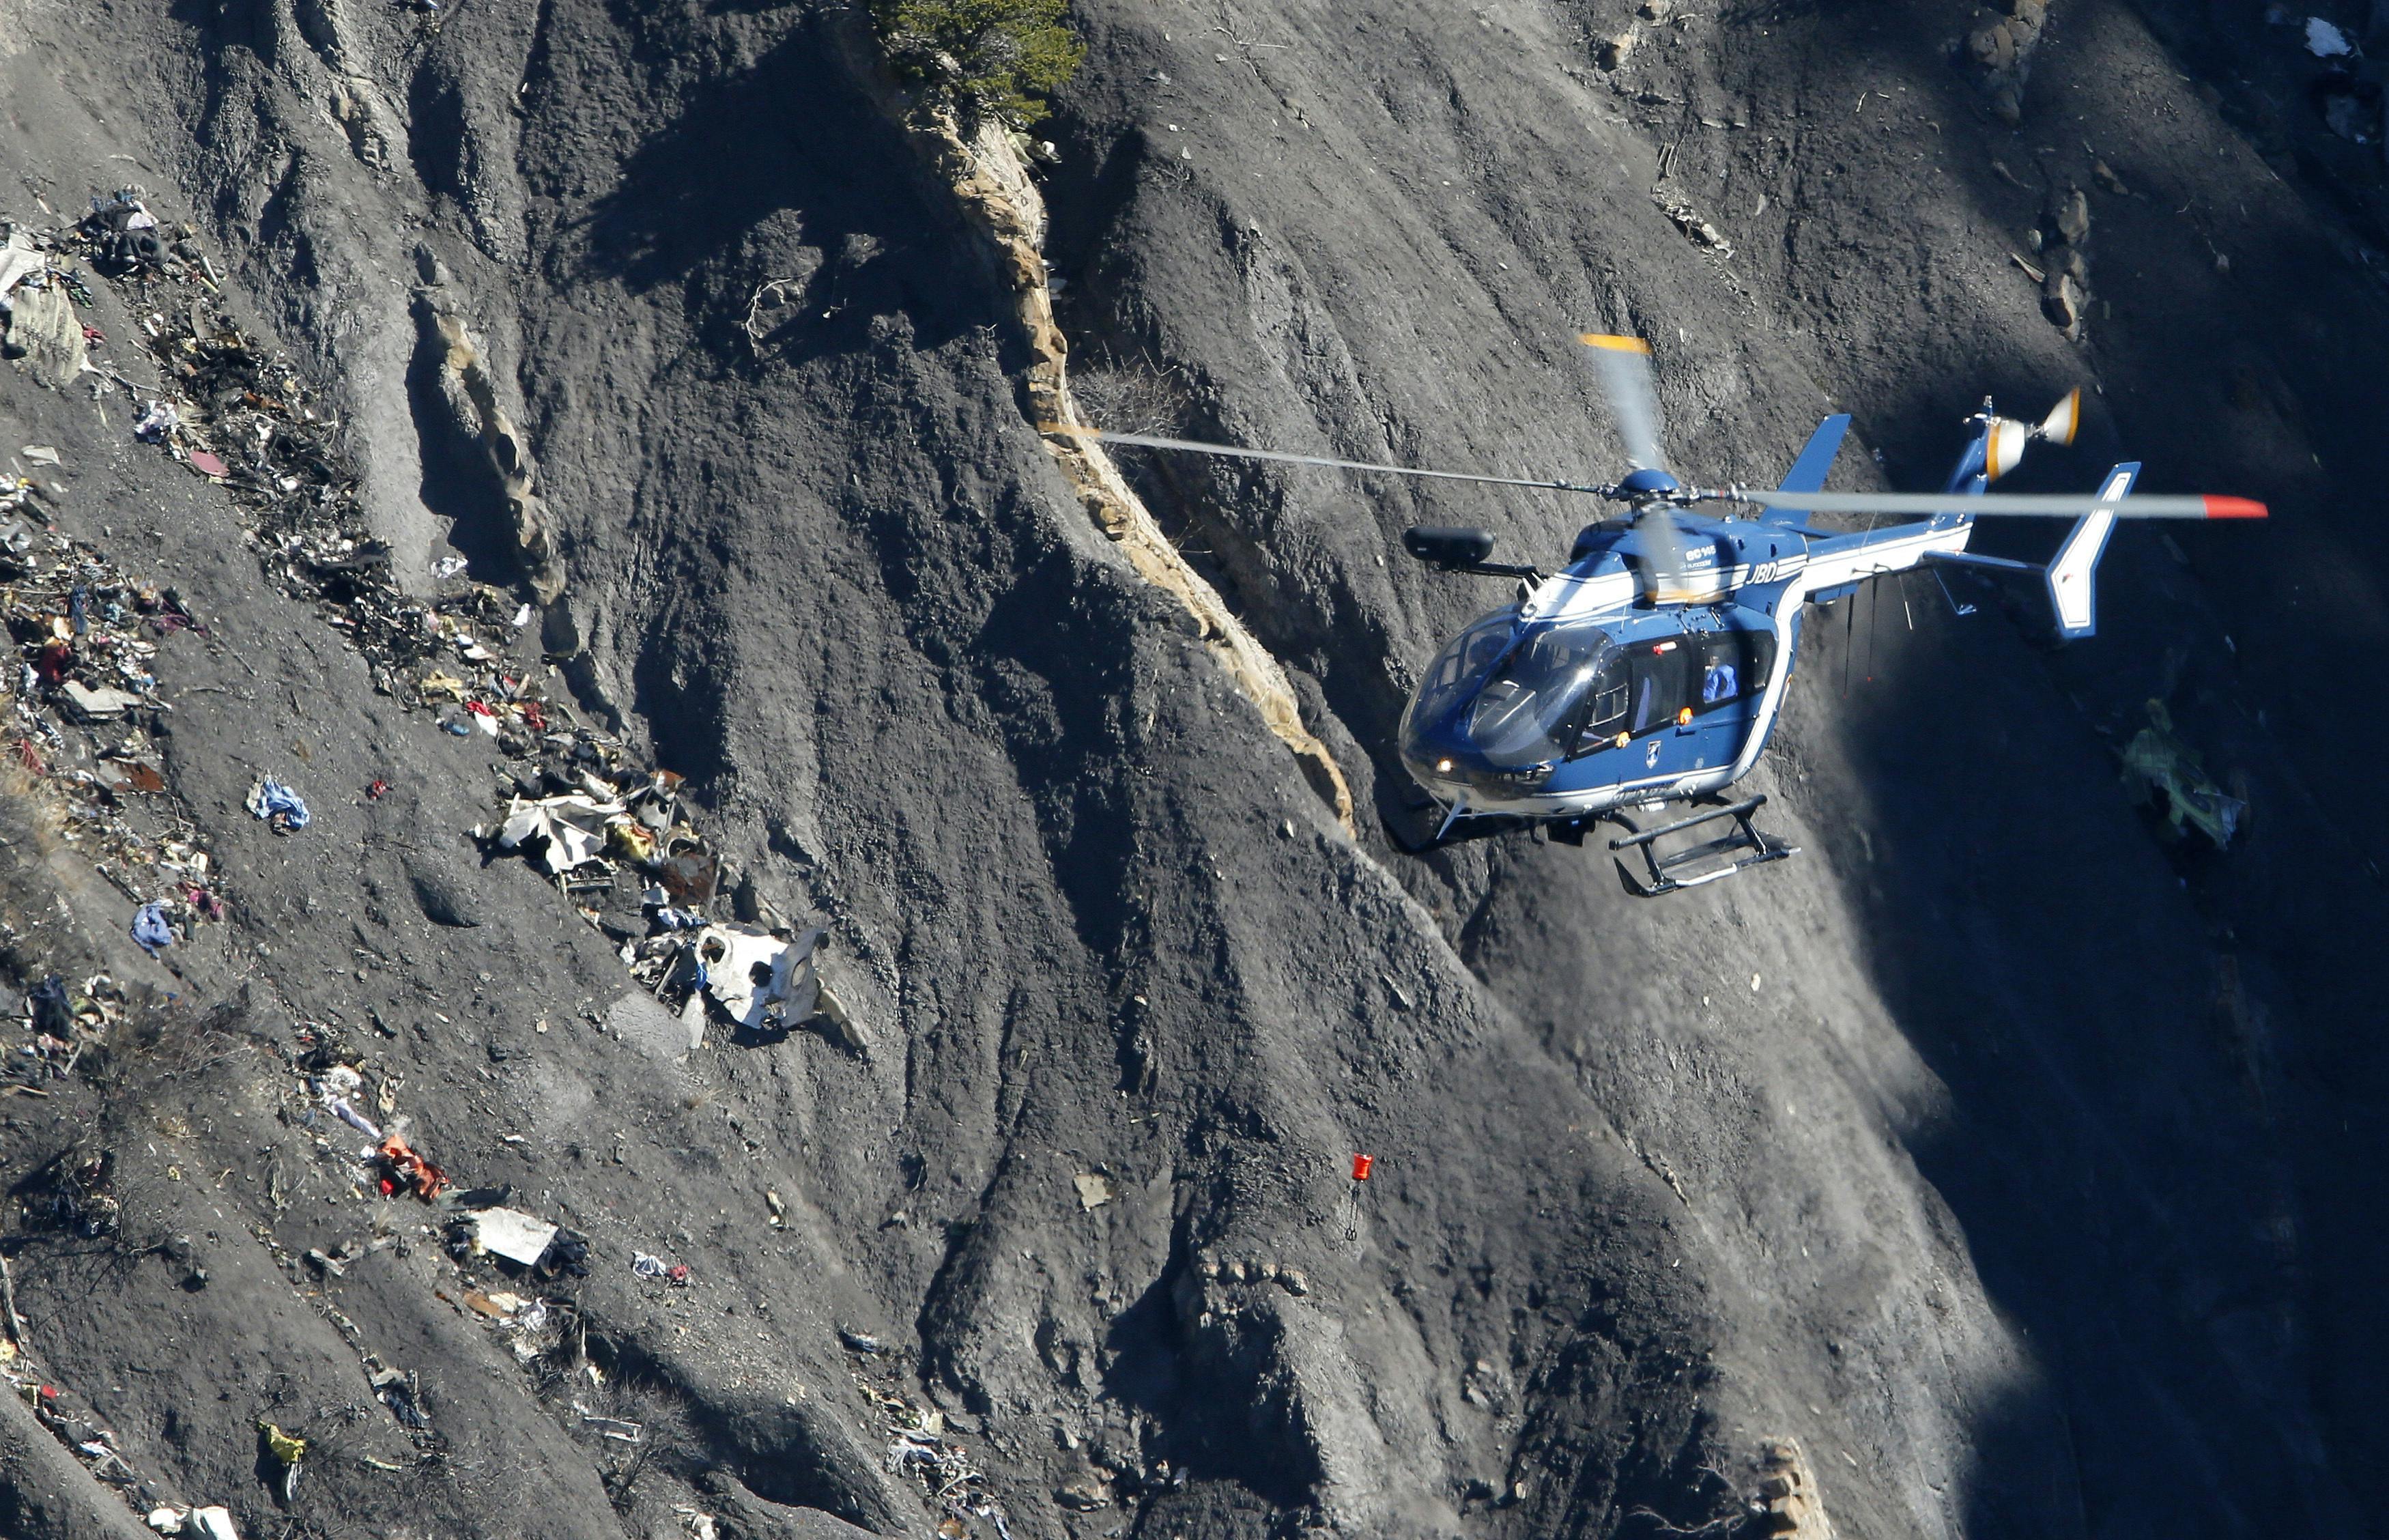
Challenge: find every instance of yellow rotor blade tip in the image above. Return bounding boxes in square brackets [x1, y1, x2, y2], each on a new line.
[1578, 333, 1653, 353]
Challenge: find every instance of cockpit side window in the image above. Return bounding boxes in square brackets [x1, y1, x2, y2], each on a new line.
[1627, 640, 1689, 735]
[1690, 627, 1776, 717]
[1563, 625, 1778, 752]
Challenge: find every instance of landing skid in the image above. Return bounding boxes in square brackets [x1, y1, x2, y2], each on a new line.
[1591, 795, 1799, 896]
[1388, 789, 1797, 894]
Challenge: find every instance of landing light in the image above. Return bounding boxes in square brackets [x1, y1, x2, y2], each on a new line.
[1435, 758, 1455, 774]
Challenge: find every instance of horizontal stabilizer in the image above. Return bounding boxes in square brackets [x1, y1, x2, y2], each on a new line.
[1920, 549, 2038, 575]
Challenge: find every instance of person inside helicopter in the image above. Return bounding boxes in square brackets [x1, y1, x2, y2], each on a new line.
[1614, 631, 1771, 744]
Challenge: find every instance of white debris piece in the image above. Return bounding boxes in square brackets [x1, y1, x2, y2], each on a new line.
[695, 924, 823, 1028]
[190, 1509, 242, 1540]
[325, 1095, 381, 1140]
[496, 794, 623, 874]
[577, 1402, 646, 1442]
[1074, 1173, 1114, 1211]
[0, 232, 43, 302]
[59, 680, 147, 719]
[472, 1206, 560, 1267]
[2308, 16, 2354, 54]
[885, 1427, 945, 1474]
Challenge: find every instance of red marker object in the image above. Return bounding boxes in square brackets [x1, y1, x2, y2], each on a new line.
[1351, 1154, 1373, 1182]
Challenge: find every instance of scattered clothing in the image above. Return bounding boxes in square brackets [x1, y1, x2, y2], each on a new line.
[376, 1135, 450, 1200]
[371, 1367, 431, 1431]
[132, 400, 178, 443]
[633, 1251, 692, 1285]
[245, 777, 309, 833]
[257, 1421, 304, 1502]
[130, 901, 173, 956]
[29, 975, 71, 1038]
[324, 1095, 380, 1141]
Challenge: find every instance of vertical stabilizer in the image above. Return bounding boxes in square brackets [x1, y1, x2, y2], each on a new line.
[1759, 414, 1851, 526]
[2047, 461, 2136, 640]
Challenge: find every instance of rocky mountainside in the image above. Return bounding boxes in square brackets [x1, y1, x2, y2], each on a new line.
[0, 1, 2381, 1538]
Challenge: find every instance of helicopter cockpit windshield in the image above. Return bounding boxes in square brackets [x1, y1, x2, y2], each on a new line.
[1410, 607, 1519, 725]
[1405, 610, 1623, 771]
[1466, 619, 1615, 765]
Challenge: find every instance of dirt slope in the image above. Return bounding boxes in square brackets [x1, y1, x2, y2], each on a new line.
[0, 1, 2378, 1539]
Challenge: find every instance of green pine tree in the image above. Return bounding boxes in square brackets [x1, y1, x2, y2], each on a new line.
[869, 0, 1086, 128]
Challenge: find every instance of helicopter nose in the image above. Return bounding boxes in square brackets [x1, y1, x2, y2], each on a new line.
[1399, 719, 1469, 789]
[1403, 718, 1555, 797]
[1407, 750, 1465, 791]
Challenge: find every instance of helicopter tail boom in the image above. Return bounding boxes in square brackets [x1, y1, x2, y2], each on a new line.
[1917, 461, 2140, 640]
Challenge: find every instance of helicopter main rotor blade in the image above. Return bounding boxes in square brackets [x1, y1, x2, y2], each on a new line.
[1708, 487, 2268, 519]
[1040, 425, 2272, 521]
[1041, 424, 1610, 496]
[1579, 334, 1668, 472]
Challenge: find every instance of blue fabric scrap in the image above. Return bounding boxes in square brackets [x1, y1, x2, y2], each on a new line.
[246, 777, 310, 831]
[131, 901, 173, 956]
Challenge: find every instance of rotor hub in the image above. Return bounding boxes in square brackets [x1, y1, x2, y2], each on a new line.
[1617, 466, 1681, 499]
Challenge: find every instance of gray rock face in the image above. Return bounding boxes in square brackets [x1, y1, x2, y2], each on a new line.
[0, 3, 2375, 1540]
[404, 849, 485, 928]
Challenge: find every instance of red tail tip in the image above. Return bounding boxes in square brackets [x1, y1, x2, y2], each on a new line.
[2203, 496, 2268, 520]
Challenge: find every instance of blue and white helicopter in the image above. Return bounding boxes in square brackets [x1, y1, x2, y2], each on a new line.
[1060, 336, 2265, 894]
